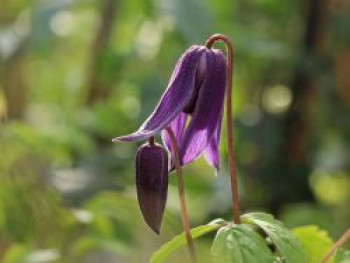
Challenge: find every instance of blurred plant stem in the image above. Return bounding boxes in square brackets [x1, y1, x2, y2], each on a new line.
[205, 34, 241, 225]
[268, 0, 328, 213]
[86, 0, 118, 105]
[1, 45, 27, 120]
[284, 0, 325, 164]
[333, 0, 350, 106]
[166, 127, 197, 263]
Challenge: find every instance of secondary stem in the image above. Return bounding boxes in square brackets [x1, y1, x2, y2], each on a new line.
[321, 228, 350, 263]
[165, 127, 197, 263]
[148, 136, 155, 146]
[205, 34, 241, 224]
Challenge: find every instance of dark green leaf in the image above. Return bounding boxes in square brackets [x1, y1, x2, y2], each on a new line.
[212, 224, 274, 263]
[241, 213, 307, 263]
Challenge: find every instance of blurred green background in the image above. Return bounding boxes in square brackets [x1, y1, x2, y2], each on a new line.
[0, 0, 349, 262]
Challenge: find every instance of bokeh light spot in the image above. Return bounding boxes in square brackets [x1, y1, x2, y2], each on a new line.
[50, 11, 75, 37]
[14, 10, 31, 36]
[73, 209, 93, 224]
[310, 170, 350, 205]
[135, 20, 163, 59]
[262, 84, 292, 114]
[27, 249, 60, 263]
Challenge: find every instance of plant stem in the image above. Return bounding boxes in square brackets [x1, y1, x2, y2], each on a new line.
[86, 0, 119, 105]
[205, 34, 241, 224]
[165, 127, 197, 263]
[148, 136, 156, 146]
[321, 228, 350, 263]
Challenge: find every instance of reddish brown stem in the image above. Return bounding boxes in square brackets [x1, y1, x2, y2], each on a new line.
[205, 34, 241, 224]
[321, 228, 350, 263]
[148, 136, 156, 146]
[166, 127, 197, 263]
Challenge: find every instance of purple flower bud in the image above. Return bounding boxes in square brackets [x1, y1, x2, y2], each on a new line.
[135, 142, 168, 234]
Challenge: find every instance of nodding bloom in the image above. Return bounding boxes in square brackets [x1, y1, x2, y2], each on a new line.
[113, 45, 226, 170]
[113, 45, 226, 234]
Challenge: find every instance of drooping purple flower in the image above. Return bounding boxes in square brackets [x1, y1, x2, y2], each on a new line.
[135, 142, 168, 234]
[113, 45, 227, 170]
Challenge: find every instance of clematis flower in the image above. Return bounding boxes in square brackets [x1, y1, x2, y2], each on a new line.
[113, 45, 226, 170]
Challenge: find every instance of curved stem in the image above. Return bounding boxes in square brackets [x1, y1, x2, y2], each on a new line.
[321, 228, 350, 263]
[165, 127, 197, 263]
[205, 34, 241, 224]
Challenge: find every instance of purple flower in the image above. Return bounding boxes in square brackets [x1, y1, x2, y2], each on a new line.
[113, 45, 226, 170]
[136, 142, 168, 234]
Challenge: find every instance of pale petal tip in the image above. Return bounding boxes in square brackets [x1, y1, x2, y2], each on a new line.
[112, 136, 135, 143]
[112, 137, 121, 143]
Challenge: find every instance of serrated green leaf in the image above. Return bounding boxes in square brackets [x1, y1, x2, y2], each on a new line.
[242, 212, 307, 263]
[292, 225, 334, 263]
[212, 226, 243, 263]
[150, 224, 219, 263]
[334, 249, 350, 263]
[212, 224, 275, 263]
[208, 218, 227, 226]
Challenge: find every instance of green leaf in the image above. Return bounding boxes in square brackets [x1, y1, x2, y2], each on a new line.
[208, 218, 227, 226]
[212, 224, 275, 263]
[241, 212, 308, 263]
[334, 249, 350, 263]
[292, 225, 334, 263]
[150, 224, 220, 263]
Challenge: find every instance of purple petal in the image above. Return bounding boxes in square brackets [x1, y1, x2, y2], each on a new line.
[178, 49, 226, 166]
[136, 143, 168, 234]
[204, 118, 222, 170]
[161, 112, 187, 155]
[113, 46, 205, 143]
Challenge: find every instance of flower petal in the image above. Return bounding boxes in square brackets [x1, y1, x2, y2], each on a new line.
[204, 118, 222, 170]
[113, 46, 205, 143]
[161, 112, 187, 155]
[178, 49, 226, 166]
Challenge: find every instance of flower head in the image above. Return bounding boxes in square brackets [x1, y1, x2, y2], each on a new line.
[113, 45, 226, 169]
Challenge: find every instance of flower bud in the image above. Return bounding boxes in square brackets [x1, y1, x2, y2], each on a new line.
[135, 142, 168, 234]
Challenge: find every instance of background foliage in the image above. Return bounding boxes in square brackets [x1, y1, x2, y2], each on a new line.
[0, 0, 349, 262]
